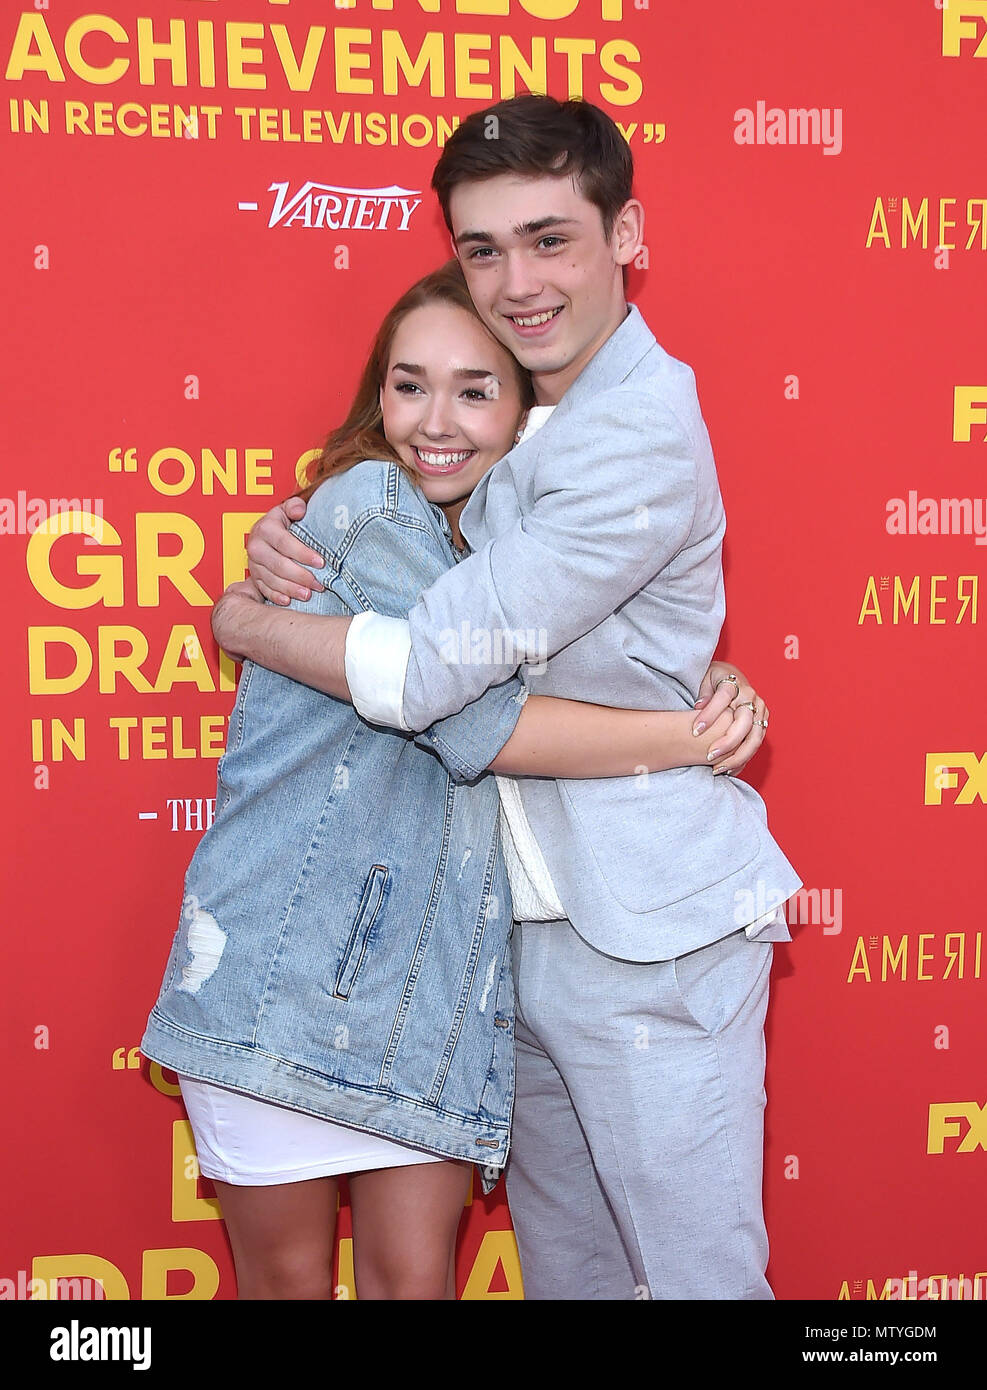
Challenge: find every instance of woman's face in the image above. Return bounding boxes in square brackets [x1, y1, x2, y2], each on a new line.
[379, 302, 526, 511]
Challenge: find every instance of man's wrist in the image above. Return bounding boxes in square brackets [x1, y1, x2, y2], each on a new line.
[213, 591, 264, 661]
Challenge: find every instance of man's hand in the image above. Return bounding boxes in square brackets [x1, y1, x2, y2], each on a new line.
[211, 578, 265, 662]
[210, 574, 354, 699]
[246, 496, 325, 605]
[693, 660, 770, 777]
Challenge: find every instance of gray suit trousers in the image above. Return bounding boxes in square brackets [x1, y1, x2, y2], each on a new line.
[505, 920, 775, 1301]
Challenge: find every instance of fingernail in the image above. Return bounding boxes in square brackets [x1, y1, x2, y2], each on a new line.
[693, 722, 706, 736]
[707, 748, 720, 762]
[299, 589, 311, 600]
[694, 697, 707, 709]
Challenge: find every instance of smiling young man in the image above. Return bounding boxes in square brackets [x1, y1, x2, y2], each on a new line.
[213, 95, 801, 1300]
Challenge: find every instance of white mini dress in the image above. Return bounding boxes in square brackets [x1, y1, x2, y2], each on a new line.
[178, 1075, 444, 1186]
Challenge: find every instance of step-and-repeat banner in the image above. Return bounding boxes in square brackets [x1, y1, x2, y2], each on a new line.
[3, 1, 984, 1301]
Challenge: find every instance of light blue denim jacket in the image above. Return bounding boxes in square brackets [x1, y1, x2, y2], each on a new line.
[141, 460, 525, 1167]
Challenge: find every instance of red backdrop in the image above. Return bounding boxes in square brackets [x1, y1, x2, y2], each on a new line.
[3, 0, 985, 1301]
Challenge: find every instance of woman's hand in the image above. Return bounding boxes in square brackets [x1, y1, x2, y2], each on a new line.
[684, 677, 748, 771]
[245, 496, 325, 604]
[694, 660, 770, 777]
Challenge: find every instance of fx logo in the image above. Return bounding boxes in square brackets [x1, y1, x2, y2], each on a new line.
[953, 387, 987, 441]
[924, 752, 987, 804]
[942, 4, 987, 57]
[927, 1102, 987, 1153]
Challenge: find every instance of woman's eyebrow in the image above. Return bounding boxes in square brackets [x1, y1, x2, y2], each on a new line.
[391, 363, 500, 381]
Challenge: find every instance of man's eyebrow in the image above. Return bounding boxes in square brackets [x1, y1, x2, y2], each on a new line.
[454, 216, 580, 247]
[391, 363, 500, 381]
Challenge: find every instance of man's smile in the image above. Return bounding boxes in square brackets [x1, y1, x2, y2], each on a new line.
[503, 305, 565, 335]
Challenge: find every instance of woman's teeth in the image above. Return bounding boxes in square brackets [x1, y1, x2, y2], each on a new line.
[414, 447, 474, 469]
[510, 307, 563, 326]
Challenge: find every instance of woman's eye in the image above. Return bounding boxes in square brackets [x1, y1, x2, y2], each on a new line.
[463, 388, 488, 402]
[394, 382, 420, 394]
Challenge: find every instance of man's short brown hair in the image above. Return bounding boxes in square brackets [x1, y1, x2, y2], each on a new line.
[432, 94, 634, 242]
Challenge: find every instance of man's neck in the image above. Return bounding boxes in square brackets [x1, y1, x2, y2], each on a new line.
[532, 302, 630, 406]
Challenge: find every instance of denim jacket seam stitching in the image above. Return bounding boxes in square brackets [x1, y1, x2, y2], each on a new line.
[426, 832, 501, 1106]
[293, 507, 434, 576]
[377, 775, 458, 1086]
[422, 729, 481, 782]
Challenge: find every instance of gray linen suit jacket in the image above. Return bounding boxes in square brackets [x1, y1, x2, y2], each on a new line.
[401, 302, 801, 960]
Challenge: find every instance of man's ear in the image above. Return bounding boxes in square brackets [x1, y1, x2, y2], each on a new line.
[612, 198, 645, 267]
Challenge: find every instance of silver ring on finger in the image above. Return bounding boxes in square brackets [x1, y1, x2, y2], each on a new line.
[714, 673, 740, 692]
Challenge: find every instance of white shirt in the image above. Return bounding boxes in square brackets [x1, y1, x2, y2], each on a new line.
[344, 404, 565, 921]
[491, 407, 565, 921]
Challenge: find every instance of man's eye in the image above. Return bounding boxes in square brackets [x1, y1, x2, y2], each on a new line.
[468, 247, 495, 260]
[539, 236, 566, 250]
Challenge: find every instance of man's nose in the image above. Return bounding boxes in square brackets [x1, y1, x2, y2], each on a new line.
[501, 251, 542, 302]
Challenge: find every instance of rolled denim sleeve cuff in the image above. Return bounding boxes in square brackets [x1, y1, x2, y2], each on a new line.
[344, 611, 412, 731]
[414, 679, 528, 783]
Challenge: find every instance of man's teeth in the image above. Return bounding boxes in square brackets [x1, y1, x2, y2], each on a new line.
[416, 448, 473, 467]
[510, 307, 563, 327]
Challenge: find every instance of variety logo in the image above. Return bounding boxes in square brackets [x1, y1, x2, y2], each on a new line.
[261, 181, 422, 230]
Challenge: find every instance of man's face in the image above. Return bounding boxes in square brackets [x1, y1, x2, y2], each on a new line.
[448, 172, 639, 404]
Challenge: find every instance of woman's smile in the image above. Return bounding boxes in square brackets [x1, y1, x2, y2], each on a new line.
[411, 445, 479, 475]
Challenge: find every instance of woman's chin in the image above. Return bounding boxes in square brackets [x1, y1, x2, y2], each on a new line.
[419, 460, 494, 502]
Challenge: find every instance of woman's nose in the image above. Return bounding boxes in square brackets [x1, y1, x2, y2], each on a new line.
[420, 395, 455, 437]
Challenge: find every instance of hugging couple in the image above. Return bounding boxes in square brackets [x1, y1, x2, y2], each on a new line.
[142, 93, 801, 1302]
